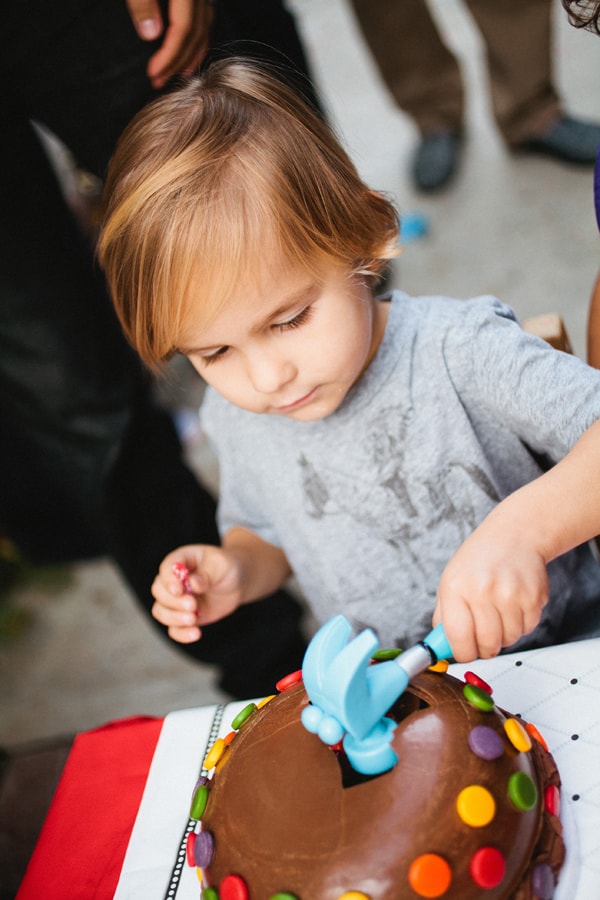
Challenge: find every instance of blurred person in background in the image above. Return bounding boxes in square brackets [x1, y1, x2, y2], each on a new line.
[0, 0, 322, 698]
[350, 0, 600, 191]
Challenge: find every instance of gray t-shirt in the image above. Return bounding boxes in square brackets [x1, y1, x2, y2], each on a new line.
[201, 291, 600, 650]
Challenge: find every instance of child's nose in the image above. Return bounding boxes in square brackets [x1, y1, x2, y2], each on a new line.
[247, 350, 295, 394]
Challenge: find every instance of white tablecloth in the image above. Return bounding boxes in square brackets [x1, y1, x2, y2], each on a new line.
[114, 639, 600, 899]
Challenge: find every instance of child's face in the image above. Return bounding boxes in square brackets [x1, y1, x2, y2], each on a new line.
[179, 261, 388, 421]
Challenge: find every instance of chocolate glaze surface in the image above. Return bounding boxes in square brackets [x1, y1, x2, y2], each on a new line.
[200, 671, 564, 899]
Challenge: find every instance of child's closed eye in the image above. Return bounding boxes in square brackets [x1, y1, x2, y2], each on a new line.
[275, 306, 313, 331]
[200, 345, 230, 366]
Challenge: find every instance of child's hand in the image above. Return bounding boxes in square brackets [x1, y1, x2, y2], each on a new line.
[433, 523, 549, 662]
[151, 545, 244, 643]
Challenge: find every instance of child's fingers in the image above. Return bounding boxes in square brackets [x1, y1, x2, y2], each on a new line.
[470, 605, 504, 660]
[167, 623, 202, 644]
[151, 572, 197, 612]
[151, 593, 199, 627]
[440, 601, 478, 662]
[439, 593, 505, 662]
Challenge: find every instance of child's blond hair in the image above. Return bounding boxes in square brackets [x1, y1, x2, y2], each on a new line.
[98, 58, 399, 369]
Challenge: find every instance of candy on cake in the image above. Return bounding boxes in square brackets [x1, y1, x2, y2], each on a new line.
[185, 616, 565, 899]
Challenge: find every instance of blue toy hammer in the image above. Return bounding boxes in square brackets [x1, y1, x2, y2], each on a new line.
[301, 615, 452, 775]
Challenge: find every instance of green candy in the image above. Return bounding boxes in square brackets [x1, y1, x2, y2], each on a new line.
[202, 888, 219, 900]
[463, 683, 495, 712]
[269, 894, 300, 900]
[508, 771, 538, 811]
[372, 647, 402, 661]
[231, 702, 257, 730]
[190, 783, 209, 820]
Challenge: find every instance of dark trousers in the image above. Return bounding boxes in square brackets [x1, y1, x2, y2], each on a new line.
[0, 0, 314, 697]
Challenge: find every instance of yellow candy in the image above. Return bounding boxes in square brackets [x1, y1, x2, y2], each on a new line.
[215, 747, 230, 772]
[337, 893, 372, 900]
[456, 784, 496, 827]
[203, 737, 226, 770]
[257, 694, 276, 709]
[504, 717, 532, 752]
[428, 659, 449, 673]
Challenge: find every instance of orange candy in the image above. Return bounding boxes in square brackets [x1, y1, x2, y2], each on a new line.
[408, 853, 452, 897]
[428, 659, 449, 673]
[525, 721, 549, 752]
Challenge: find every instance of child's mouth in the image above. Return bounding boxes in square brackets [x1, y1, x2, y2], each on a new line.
[276, 387, 318, 413]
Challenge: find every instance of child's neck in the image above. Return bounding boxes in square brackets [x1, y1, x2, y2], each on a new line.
[354, 297, 390, 384]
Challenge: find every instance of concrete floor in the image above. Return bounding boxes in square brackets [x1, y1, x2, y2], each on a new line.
[2, 0, 600, 751]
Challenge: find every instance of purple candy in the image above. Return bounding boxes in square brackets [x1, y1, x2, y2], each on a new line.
[531, 862, 555, 899]
[467, 725, 504, 760]
[194, 829, 215, 868]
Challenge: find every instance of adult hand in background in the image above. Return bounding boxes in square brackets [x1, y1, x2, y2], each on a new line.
[126, 0, 213, 88]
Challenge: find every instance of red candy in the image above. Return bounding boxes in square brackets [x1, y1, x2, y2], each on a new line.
[275, 669, 303, 692]
[185, 831, 196, 867]
[220, 874, 250, 900]
[544, 784, 560, 817]
[464, 671, 492, 695]
[470, 845, 505, 888]
[173, 561, 192, 593]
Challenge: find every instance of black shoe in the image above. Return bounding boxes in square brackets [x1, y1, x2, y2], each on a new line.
[519, 115, 600, 164]
[412, 131, 462, 192]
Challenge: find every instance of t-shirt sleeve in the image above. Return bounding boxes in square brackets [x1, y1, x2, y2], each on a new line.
[443, 296, 600, 461]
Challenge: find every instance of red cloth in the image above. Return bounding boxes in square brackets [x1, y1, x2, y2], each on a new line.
[17, 716, 163, 900]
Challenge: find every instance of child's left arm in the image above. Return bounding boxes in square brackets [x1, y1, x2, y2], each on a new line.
[434, 418, 600, 662]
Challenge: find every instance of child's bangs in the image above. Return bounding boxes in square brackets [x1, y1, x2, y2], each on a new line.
[177, 186, 282, 329]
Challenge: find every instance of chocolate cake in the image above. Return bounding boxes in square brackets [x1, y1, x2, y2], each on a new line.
[186, 666, 565, 899]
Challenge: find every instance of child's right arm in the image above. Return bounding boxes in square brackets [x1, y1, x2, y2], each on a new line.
[150, 528, 292, 644]
[434, 418, 600, 662]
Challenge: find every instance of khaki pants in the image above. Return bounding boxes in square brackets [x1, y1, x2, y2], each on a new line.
[349, 0, 560, 144]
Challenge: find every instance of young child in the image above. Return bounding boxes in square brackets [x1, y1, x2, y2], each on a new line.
[99, 58, 600, 663]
